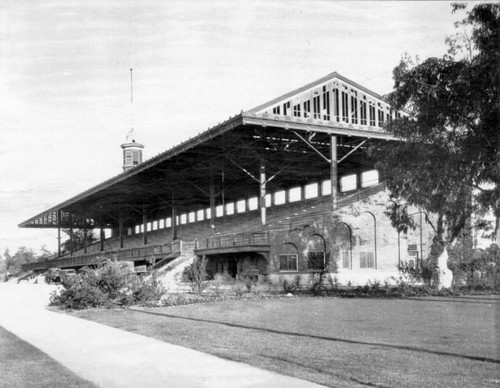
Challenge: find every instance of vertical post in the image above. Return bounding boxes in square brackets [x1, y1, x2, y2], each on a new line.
[119, 210, 124, 249]
[69, 214, 74, 256]
[259, 158, 266, 226]
[57, 210, 61, 257]
[100, 225, 104, 252]
[142, 205, 148, 245]
[83, 225, 87, 254]
[172, 194, 177, 240]
[209, 171, 216, 228]
[330, 135, 338, 210]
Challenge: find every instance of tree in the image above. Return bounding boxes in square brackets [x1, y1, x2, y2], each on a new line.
[5, 247, 37, 275]
[375, 4, 499, 289]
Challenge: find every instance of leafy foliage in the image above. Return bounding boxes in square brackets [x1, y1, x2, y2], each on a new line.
[374, 4, 500, 288]
[50, 259, 165, 309]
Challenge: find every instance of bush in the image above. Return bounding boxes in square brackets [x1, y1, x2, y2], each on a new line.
[49, 259, 165, 310]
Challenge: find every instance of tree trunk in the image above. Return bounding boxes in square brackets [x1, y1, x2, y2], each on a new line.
[430, 238, 453, 290]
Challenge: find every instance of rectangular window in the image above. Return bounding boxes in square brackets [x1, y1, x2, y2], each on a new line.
[289, 187, 301, 202]
[369, 102, 376, 126]
[334, 89, 339, 122]
[236, 200, 246, 213]
[293, 104, 301, 117]
[283, 101, 290, 116]
[360, 252, 375, 269]
[342, 91, 349, 122]
[188, 212, 196, 223]
[322, 86, 330, 120]
[197, 209, 205, 221]
[307, 250, 326, 270]
[313, 95, 321, 119]
[361, 170, 379, 188]
[378, 103, 385, 126]
[180, 214, 187, 224]
[166, 218, 172, 228]
[152, 221, 158, 230]
[304, 183, 318, 199]
[272, 106, 280, 115]
[274, 190, 286, 205]
[127, 227, 132, 236]
[351, 93, 358, 124]
[360, 98, 367, 125]
[159, 219, 165, 229]
[248, 197, 258, 210]
[340, 174, 357, 192]
[279, 254, 298, 271]
[303, 100, 311, 118]
[216, 205, 224, 217]
[322, 180, 332, 195]
[225, 202, 235, 216]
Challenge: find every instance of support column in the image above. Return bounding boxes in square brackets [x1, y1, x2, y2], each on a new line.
[100, 225, 105, 252]
[119, 210, 124, 249]
[69, 214, 74, 256]
[330, 135, 338, 210]
[142, 205, 148, 245]
[172, 194, 178, 240]
[83, 225, 87, 254]
[57, 210, 61, 258]
[259, 159, 267, 226]
[209, 172, 216, 228]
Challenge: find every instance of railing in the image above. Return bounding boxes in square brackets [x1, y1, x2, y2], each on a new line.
[21, 240, 183, 272]
[195, 232, 270, 251]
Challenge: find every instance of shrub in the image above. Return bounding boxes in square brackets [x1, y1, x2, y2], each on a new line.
[183, 256, 209, 295]
[49, 259, 165, 310]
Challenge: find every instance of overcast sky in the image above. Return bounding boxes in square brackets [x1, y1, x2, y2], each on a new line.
[0, 0, 468, 254]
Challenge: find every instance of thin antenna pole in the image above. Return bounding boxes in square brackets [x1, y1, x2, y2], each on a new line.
[130, 68, 134, 129]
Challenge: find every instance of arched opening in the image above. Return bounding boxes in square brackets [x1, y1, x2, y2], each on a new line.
[279, 243, 299, 272]
[307, 234, 327, 270]
[333, 222, 353, 270]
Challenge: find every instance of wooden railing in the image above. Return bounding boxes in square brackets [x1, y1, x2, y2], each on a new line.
[21, 240, 183, 272]
[195, 231, 270, 251]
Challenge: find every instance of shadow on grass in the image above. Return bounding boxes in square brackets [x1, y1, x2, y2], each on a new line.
[132, 308, 500, 365]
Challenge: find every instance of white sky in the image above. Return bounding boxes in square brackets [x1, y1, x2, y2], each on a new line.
[0, 0, 466, 255]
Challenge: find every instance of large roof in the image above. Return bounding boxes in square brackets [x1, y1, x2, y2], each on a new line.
[19, 72, 399, 229]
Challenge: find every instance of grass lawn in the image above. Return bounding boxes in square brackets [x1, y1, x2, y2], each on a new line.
[72, 295, 500, 388]
[0, 326, 96, 388]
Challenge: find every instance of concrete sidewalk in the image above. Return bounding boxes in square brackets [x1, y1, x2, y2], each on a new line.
[0, 282, 326, 388]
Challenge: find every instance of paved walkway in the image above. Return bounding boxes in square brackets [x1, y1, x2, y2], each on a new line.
[0, 282, 326, 388]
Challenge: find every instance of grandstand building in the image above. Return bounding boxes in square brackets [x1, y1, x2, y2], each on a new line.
[20, 72, 431, 284]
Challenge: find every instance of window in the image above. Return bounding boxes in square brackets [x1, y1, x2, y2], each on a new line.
[369, 102, 376, 126]
[225, 202, 234, 216]
[274, 190, 286, 205]
[333, 89, 340, 122]
[127, 227, 132, 236]
[360, 252, 375, 268]
[351, 92, 358, 124]
[279, 254, 298, 271]
[236, 200, 246, 213]
[283, 101, 290, 116]
[361, 170, 379, 188]
[293, 104, 301, 117]
[342, 91, 349, 122]
[197, 209, 205, 221]
[180, 214, 187, 224]
[303, 100, 311, 118]
[152, 221, 158, 231]
[340, 174, 357, 192]
[322, 180, 331, 195]
[216, 205, 224, 217]
[272, 106, 280, 115]
[188, 212, 196, 223]
[159, 219, 165, 229]
[342, 251, 351, 269]
[313, 95, 321, 119]
[322, 86, 330, 120]
[307, 250, 326, 270]
[304, 183, 318, 199]
[360, 98, 367, 125]
[289, 187, 301, 202]
[248, 197, 258, 210]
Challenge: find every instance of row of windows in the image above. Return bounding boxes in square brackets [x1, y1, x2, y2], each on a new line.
[129, 171, 379, 235]
[278, 251, 375, 272]
[269, 85, 399, 127]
